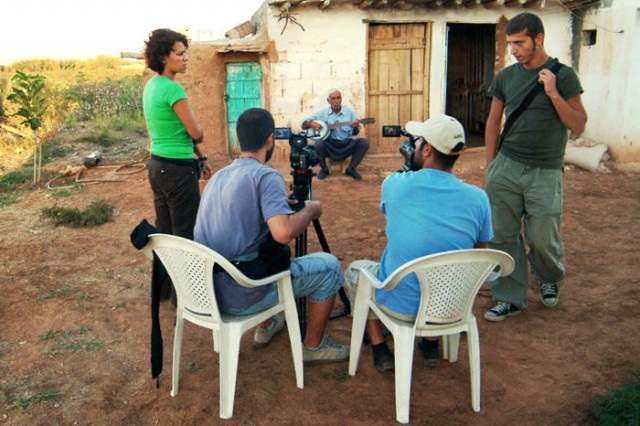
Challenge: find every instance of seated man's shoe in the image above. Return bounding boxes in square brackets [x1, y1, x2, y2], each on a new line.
[303, 335, 349, 364]
[372, 342, 394, 372]
[417, 338, 440, 367]
[317, 167, 330, 180]
[484, 301, 521, 322]
[253, 315, 285, 348]
[540, 283, 559, 307]
[345, 167, 362, 180]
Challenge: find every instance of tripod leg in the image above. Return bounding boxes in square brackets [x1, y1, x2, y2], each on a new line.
[295, 230, 307, 341]
[311, 219, 351, 318]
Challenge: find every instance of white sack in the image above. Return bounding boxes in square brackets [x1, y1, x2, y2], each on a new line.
[564, 142, 608, 172]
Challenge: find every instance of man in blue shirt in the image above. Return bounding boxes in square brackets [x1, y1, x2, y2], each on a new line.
[301, 89, 369, 180]
[344, 115, 494, 371]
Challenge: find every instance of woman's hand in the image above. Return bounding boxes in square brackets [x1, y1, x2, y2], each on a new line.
[200, 160, 213, 180]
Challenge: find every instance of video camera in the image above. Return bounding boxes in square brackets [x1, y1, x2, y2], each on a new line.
[382, 125, 421, 172]
[274, 127, 320, 202]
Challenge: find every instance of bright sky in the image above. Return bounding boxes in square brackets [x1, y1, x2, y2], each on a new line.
[1, 0, 265, 65]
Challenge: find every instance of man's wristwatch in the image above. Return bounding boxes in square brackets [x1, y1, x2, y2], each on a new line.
[198, 155, 208, 162]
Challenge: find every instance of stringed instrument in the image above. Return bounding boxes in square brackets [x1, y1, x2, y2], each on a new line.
[304, 117, 376, 141]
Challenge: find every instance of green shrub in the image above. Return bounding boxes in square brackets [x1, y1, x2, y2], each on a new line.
[64, 76, 143, 124]
[592, 370, 640, 425]
[0, 169, 32, 190]
[77, 130, 119, 147]
[42, 200, 115, 227]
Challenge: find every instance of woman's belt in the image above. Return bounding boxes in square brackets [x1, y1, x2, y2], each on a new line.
[150, 154, 196, 167]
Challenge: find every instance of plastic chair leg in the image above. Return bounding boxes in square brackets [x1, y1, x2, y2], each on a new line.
[213, 330, 219, 353]
[171, 316, 185, 397]
[393, 329, 416, 424]
[348, 302, 370, 376]
[219, 326, 242, 419]
[444, 333, 461, 363]
[467, 319, 481, 412]
[283, 296, 304, 389]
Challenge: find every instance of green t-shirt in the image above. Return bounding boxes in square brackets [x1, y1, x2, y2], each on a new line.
[142, 76, 194, 159]
[488, 58, 583, 169]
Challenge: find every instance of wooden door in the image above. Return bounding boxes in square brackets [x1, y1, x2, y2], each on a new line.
[367, 23, 431, 153]
[225, 62, 262, 155]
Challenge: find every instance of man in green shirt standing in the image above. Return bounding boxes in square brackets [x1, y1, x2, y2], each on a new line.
[483, 12, 588, 321]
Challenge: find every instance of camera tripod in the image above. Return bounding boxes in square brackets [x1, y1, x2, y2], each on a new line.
[291, 168, 351, 340]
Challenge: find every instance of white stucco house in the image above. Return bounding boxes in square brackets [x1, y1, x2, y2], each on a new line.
[183, 0, 639, 162]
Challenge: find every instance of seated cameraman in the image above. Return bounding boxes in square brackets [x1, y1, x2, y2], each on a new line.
[194, 107, 349, 364]
[301, 88, 369, 180]
[344, 115, 494, 371]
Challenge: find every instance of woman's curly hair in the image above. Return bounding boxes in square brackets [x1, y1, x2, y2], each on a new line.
[143, 29, 189, 74]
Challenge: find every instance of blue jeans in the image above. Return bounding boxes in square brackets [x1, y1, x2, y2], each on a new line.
[222, 252, 343, 316]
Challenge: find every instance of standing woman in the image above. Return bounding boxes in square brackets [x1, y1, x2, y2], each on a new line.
[143, 29, 212, 301]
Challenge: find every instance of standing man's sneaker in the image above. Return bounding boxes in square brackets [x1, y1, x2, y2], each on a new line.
[417, 338, 440, 367]
[253, 316, 285, 348]
[540, 283, 559, 307]
[318, 167, 330, 180]
[484, 302, 521, 322]
[303, 335, 349, 364]
[345, 167, 362, 180]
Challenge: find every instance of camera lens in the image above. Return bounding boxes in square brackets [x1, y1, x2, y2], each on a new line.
[289, 134, 307, 149]
[399, 139, 415, 163]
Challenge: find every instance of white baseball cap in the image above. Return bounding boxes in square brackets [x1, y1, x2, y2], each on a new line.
[405, 114, 465, 156]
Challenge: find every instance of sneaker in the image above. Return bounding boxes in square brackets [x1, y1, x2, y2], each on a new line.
[303, 335, 349, 364]
[484, 301, 521, 322]
[372, 343, 394, 372]
[318, 167, 330, 180]
[417, 338, 440, 367]
[540, 283, 559, 307]
[345, 167, 362, 180]
[253, 316, 285, 349]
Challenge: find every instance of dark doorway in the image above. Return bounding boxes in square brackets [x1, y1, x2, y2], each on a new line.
[445, 23, 496, 148]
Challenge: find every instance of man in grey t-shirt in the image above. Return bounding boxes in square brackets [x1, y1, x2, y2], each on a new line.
[194, 107, 349, 364]
[483, 13, 587, 322]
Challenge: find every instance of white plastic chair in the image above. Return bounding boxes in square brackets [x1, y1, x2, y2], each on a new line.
[348, 249, 514, 424]
[142, 233, 303, 419]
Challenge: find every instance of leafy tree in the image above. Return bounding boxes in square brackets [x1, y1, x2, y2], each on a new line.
[7, 70, 49, 184]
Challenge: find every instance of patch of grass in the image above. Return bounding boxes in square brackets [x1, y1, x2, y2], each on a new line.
[0, 192, 19, 207]
[321, 367, 349, 382]
[591, 370, 640, 425]
[41, 326, 102, 356]
[51, 185, 82, 198]
[36, 286, 70, 301]
[77, 130, 119, 147]
[40, 326, 90, 342]
[4, 389, 62, 410]
[41, 139, 71, 162]
[41, 199, 114, 227]
[187, 361, 204, 373]
[0, 169, 32, 190]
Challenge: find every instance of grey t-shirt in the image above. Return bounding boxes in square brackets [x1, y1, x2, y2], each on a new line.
[194, 157, 293, 310]
[488, 58, 583, 169]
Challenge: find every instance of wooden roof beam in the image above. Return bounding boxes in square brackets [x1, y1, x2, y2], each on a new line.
[481, 0, 505, 8]
[394, 0, 418, 10]
[358, 0, 374, 8]
[462, 0, 482, 7]
[505, 0, 527, 7]
[523, 0, 545, 8]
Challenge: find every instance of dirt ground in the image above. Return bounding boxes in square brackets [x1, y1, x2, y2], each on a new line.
[1, 134, 639, 425]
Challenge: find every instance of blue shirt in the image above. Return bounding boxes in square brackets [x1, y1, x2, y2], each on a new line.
[376, 168, 494, 315]
[302, 106, 358, 140]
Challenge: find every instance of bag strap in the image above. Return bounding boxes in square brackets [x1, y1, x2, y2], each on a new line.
[497, 61, 563, 151]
